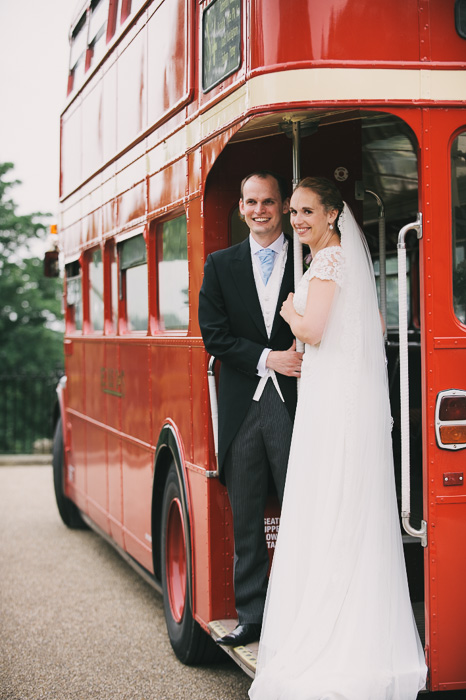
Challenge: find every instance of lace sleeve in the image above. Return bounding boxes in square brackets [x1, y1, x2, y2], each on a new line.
[309, 246, 344, 287]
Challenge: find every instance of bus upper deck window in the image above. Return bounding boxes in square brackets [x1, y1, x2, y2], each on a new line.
[68, 10, 88, 94]
[87, 0, 110, 68]
[119, 234, 148, 332]
[157, 215, 189, 331]
[451, 132, 466, 325]
[65, 261, 83, 332]
[202, 0, 241, 92]
[89, 248, 104, 332]
[455, 0, 466, 39]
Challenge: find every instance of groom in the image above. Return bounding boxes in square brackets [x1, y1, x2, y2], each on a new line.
[199, 171, 302, 646]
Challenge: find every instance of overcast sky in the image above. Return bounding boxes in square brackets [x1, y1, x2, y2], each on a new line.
[0, 0, 77, 219]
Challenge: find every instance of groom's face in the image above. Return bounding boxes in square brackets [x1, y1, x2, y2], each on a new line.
[239, 175, 289, 245]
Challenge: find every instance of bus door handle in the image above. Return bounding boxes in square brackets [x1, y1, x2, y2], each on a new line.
[397, 214, 427, 547]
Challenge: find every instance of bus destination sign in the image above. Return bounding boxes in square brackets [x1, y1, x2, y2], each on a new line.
[202, 0, 241, 92]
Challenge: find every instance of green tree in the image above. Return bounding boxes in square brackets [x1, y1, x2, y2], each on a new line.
[0, 162, 64, 374]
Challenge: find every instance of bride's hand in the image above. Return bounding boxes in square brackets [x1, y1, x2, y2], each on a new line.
[280, 293, 295, 323]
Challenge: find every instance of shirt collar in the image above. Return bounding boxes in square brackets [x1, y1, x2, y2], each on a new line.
[249, 232, 285, 255]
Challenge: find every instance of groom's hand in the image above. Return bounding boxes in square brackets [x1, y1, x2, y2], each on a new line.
[266, 341, 303, 377]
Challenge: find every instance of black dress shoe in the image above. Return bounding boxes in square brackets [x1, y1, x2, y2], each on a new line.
[217, 623, 261, 646]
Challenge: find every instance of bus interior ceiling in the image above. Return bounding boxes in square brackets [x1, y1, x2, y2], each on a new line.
[207, 108, 425, 615]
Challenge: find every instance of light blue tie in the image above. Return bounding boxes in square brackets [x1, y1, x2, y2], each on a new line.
[258, 248, 275, 285]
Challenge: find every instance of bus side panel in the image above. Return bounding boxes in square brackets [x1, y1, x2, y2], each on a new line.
[107, 431, 124, 550]
[118, 342, 153, 569]
[191, 346, 212, 470]
[423, 108, 466, 690]
[86, 422, 110, 534]
[65, 339, 87, 510]
[188, 468, 236, 625]
[121, 440, 154, 572]
[250, 0, 420, 70]
[433, 503, 466, 689]
[105, 341, 124, 549]
[150, 345, 192, 455]
[84, 341, 110, 534]
[120, 342, 151, 442]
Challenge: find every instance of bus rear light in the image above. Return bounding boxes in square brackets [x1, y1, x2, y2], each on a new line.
[439, 395, 466, 421]
[436, 390, 466, 451]
[439, 425, 466, 445]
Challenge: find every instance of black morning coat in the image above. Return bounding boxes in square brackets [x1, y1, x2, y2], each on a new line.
[198, 235, 298, 482]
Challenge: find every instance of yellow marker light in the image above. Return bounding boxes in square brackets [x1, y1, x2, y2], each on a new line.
[439, 425, 466, 445]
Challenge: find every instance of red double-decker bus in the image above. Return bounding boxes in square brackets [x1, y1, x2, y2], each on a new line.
[49, 0, 466, 690]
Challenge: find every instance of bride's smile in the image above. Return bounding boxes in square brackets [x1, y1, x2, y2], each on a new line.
[289, 189, 339, 254]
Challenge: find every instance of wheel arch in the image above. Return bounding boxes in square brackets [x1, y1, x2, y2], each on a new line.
[53, 375, 67, 434]
[152, 422, 192, 586]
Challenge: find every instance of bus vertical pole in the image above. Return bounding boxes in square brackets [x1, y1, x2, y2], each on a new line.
[365, 190, 387, 340]
[291, 121, 304, 366]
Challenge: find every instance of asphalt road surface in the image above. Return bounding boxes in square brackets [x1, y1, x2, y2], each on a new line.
[0, 465, 251, 700]
[2, 464, 465, 700]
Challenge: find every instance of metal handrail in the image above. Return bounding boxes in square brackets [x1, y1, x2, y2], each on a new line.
[207, 356, 220, 477]
[397, 214, 427, 547]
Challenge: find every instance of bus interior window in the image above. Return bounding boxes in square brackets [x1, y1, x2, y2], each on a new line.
[361, 114, 423, 605]
[65, 260, 83, 332]
[452, 131, 466, 325]
[118, 234, 148, 332]
[157, 214, 189, 331]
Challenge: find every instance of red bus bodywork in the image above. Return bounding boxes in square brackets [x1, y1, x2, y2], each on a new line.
[55, 0, 466, 688]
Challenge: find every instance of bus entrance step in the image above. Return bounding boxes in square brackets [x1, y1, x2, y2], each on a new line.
[208, 619, 258, 678]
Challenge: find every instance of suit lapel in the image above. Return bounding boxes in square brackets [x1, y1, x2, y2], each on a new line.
[230, 239, 268, 337]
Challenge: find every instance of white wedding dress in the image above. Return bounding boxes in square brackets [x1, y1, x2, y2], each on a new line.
[249, 206, 427, 700]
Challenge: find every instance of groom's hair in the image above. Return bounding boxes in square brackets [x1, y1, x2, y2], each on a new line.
[240, 171, 290, 204]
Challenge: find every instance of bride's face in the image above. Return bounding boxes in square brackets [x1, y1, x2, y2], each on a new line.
[289, 188, 337, 251]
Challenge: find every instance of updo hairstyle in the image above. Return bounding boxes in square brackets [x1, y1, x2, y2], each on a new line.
[295, 177, 344, 235]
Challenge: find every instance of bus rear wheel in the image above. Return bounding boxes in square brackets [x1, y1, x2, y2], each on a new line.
[52, 417, 87, 529]
[161, 463, 219, 664]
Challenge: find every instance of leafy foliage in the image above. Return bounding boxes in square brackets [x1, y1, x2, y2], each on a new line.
[0, 162, 64, 375]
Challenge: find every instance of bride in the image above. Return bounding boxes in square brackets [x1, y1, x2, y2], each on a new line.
[248, 177, 427, 700]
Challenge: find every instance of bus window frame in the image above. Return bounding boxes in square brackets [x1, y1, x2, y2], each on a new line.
[117, 229, 149, 334]
[104, 239, 119, 335]
[65, 258, 84, 334]
[152, 211, 190, 335]
[450, 126, 466, 328]
[86, 245, 105, 335]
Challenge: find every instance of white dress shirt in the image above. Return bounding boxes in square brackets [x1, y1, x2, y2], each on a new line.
[250, 233, 288, 401]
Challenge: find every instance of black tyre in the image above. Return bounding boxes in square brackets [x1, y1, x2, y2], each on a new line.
[161, 463, 219, 664]
[52, 417, 87, 529]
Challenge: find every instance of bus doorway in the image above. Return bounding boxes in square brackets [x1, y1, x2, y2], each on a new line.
[203, 109, 425, 675]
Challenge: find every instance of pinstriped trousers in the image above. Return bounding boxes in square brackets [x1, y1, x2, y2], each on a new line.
[223, 379, 293, 624]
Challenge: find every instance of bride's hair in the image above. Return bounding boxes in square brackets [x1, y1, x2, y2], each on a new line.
[295, 177, 344, 234]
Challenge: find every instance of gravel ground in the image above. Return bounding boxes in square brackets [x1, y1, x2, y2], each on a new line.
[0, 465, 251, 700]
[2, 464, 465, 700]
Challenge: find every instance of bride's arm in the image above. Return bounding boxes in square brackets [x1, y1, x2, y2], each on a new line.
[280, 278, 337, 346]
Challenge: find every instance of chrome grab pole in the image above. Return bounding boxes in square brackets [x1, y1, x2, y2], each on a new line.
[207, 356, 220, 478]
[397, 214, 427, 546]
[365, 190, 387, 339]
[291, 121, 304, 359]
